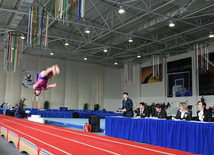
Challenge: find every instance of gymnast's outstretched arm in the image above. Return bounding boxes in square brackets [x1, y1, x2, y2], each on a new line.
[33, 80, 42, 89]
[45, 83, 57, 90]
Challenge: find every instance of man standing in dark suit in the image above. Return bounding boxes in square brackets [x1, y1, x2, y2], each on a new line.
[121, 92, 133, 117]
[135, 102, 150, 118]
[153, 103, 167, 119]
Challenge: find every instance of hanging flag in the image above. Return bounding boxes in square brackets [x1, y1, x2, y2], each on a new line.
[124, 64, 133, 83]
[207, 44, 209, 70]
[4, 32, 23, 72]
[152, 55, 162, 79]
[193, 43, 209, 74]
[79, 0, 81, 20]
[124, 64, 127, 83]
[27, 5, 50, 50]
[55, 0, 76, 22]
[81, 0, 85, 20]
[4, 48, 6, 70]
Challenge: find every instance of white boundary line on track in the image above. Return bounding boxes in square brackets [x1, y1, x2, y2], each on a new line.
[0, 122, 71, 155]
[0, 118, 121, 155]
[2, 116, 176, 155]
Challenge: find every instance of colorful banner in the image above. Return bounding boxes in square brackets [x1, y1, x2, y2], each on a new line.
[167, 58, 192, 97]
[193, 43, 209, 74]
[199, 52, 214, 95]
[141, 65, 162, 84]
[55, 0, 85, 22]
[4, 32, 23, 72]
[124, 64, 133, 83]
[27, 6, 50, 50]
[22, 70, 39, 89]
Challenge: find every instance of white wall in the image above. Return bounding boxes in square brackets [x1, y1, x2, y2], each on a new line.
[121, 64, 141, 109]
[0, 53, 104, 110]
[103, 68, 122, 111]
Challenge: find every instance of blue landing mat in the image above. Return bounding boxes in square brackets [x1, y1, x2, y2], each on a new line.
[45, 118, 105, 132]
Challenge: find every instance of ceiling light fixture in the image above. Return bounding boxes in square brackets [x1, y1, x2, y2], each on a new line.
[114, 61, 118, 65]
[50, 52, 54, 55]
[85, 28, 90, 34]
[209, 31, 214, 38]
[137, 54, 141, 58]
[128, 37, 133, 42]
[169, 20, 175, 27]
[20, 35, 25, 40]
[103, 48, 108, 52]
[64, 41, 69, 46]
[118, 5, 125, 14]
[84, 56, 88, 60]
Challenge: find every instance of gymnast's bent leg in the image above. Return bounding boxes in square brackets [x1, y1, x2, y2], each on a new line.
[40, 65, 60, 79]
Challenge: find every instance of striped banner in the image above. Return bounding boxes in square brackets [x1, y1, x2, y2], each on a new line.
[4, 32, 23, 72]
[55, 0, 79, 23]
[193, 43, 209, 74]
[27, 5, 50, 50]
[124, 64, 133, 83]
[152, 55, 162, 78]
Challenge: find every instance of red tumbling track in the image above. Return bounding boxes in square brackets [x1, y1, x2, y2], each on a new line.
[0, 115, 196, 155]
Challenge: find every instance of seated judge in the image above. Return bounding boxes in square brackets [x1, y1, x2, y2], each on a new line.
[151, 103, 167, 119]
[197, 101, 212, 122]
[172, 102, 192, 121]
[135, 102, 150, 118]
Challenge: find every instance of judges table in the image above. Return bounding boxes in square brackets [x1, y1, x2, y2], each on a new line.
[105, 117, 214, 155]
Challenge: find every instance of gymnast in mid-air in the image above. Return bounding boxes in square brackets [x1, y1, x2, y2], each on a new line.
[33, 65, 60, 96]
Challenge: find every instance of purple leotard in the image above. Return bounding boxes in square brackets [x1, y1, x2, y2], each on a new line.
[35, 72, 48, 90]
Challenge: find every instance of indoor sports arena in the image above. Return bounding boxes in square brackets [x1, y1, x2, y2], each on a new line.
[0, 0, 214, 155]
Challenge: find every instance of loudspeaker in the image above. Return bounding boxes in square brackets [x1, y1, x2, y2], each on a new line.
[89, 115, 100, 132]
[72, 112, 80, 118]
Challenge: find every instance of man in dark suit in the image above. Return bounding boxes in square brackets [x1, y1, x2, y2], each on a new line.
[196, 101, 212, 122]
[153, 103, 167, 118]
[136, 102, 150, 118]
[121, 92, 133, 117]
